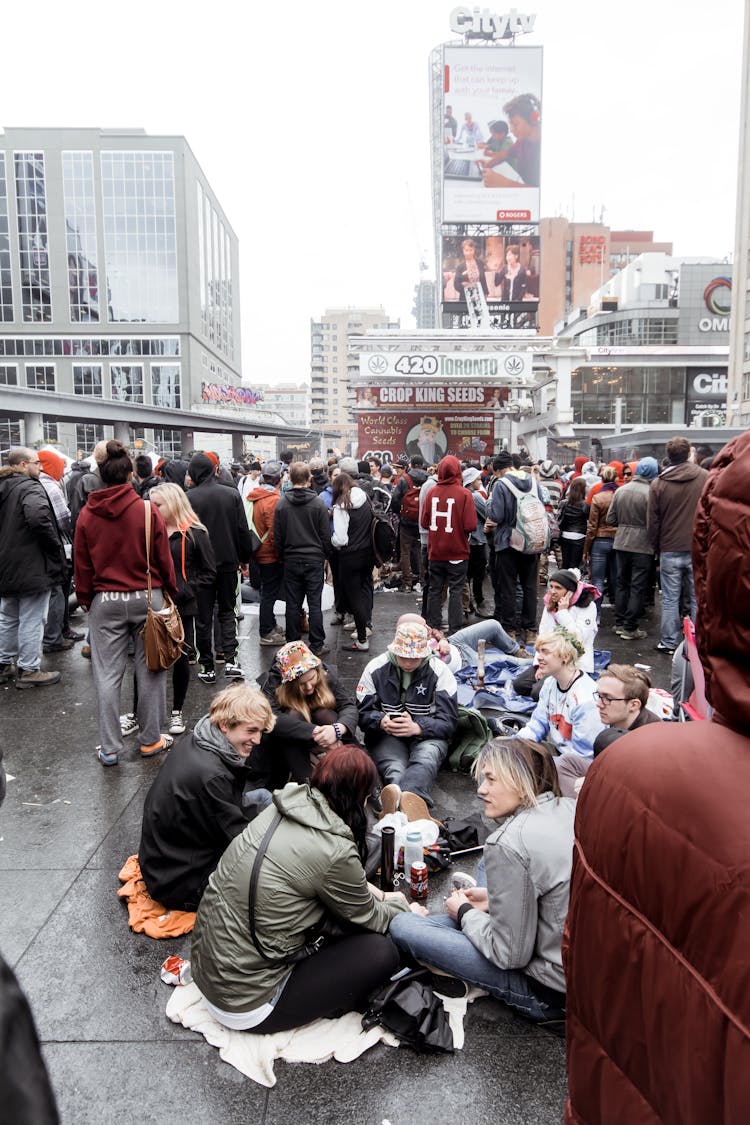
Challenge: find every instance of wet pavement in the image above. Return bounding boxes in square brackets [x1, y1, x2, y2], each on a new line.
[1, 583, 674, 1125]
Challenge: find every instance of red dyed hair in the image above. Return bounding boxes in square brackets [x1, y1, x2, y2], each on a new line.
[311, 746, 377, 863]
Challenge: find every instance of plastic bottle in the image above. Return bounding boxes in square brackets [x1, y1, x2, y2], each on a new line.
[404, 829, 423, 873]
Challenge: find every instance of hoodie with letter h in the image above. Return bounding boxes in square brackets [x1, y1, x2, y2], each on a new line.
[420, 456, 477, 561]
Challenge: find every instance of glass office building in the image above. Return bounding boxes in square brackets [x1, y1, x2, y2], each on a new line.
[0, 127, 241, 457]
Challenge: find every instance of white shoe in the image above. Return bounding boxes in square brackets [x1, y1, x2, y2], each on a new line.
[451, 871, 478, 893]
[120, 713, 138, 737]
[169, 710, 186, 735]
[224, 663, 245, 680]
[349, 626, 373, 638]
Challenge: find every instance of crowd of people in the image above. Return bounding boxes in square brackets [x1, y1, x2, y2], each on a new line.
[2, 429, 745, 1123]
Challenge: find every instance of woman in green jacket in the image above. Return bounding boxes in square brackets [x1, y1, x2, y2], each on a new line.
[191, 745, 411, 1032]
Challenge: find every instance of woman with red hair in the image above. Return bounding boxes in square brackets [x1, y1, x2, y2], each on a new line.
[191, 746, 414, 1032]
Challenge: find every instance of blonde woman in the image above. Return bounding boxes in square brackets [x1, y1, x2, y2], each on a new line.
[259, 641, 359, 785]
[391, 737, 574, 1022]
[121, 483, 216, 737]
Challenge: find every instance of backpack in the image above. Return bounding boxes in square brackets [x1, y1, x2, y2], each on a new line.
[502, 476, 550, 554]
[371, 509, 397, 565]
[400, 475, 421, 522]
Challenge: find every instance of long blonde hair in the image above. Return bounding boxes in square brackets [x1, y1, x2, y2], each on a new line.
[151, 482, 207, 533]
[276, 665, 336, 722]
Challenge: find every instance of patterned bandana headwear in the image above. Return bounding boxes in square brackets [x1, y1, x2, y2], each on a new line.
[387, 623, 432, 660]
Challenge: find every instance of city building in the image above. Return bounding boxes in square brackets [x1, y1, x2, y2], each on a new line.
[728, 3, 750, 426]
[412, 279, 437, 329]
[310, 307, 399, 452]
[538, 219, 673, 336]
[0, 127, 304, 460]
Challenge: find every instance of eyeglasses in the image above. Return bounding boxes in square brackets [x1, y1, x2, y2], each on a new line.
[593, 691, 632, 704]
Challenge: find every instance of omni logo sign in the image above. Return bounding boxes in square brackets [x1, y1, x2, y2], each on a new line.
[699, 277, 732, 332]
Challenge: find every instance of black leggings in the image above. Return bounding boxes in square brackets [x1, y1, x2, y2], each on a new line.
[253, 932, 399, 1034]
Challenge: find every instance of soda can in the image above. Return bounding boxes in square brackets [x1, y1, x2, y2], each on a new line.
[410, 861, 428, 900]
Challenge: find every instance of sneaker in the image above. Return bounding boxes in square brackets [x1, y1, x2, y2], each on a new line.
[120, 713, 139, 736]
[400, 791, 444, 827]
[0, 662, 16, 684]
[613, 626, 627, 637]
[96, 746, 119, 766]
[259, 632, 286, 646]
[81, 644, 91, 659]
[412, 582, 423, 595]
[655, 642, 676, 654]
[379, 783, 402, 817]
[224, 662, 245, 680]
[348, 640, 370, 651]
[514, 645, 532, 659]
[310, 645, 330, 657]
[214, 652, 226, 664]
[43, 638, 74, 652]
[349, 626, 373, 638]
[15, 669, 61, 690]
[169, 710, 186, 735]
[198, 667, 216, 684]
[63, 628, 85, 641]
[620, 628, 648, 640]
[140, 734, 173, 758]
[425, 972, 470, 999]
[451, 871, 478, 893]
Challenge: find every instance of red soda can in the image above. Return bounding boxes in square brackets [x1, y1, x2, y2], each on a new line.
[410, 860, 428, 900]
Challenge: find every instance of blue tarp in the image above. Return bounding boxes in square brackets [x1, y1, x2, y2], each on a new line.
[455, 650, 612, 712]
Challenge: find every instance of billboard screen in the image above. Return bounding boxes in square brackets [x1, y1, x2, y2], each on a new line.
[354, 385, 508, 410]
[442, 45, 542, 223]
[442, 233, 539, 315]
[358, 349, 532, 381]
[357, 411, 495, 463]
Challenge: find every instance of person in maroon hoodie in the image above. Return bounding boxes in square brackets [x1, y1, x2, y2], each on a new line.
[74, 441, 177, 766]
[420, 455, 477, 633]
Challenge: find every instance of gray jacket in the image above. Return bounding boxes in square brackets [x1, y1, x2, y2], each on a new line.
[605, 477, 653, 555]
[461, 793, 575, 993]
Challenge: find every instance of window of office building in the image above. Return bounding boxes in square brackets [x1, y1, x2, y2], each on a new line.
[571, 366, 686, 425]
[0, 155, 13, 321]
[576, 316, 678, 347]
[110, 364, 143, 402]
[15, 152, 52, 322]
[43, 422, 58, 443]
[26, 364, 55, 392]
[152, 427, 181, 459]
[73, 365, 103, 396]
[151, 364, 180, 408]
[0, 336, 180, 358]
[75, 423, 105, 451]
[101, 151, 178, 323]
[0, 418, 22, 454]
[0, 364, 17, 385]
[197, 187, 233, 361]
[62, 151, 100, 323]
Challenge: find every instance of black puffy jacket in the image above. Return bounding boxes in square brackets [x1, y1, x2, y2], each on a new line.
[186, 454, 253, 571]
[0, 467, 66, 597]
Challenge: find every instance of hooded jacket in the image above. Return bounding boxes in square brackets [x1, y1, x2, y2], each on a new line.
[356, 650, 458, 744]
[138, 715, 262, 911]
[191, 784, 408, 1013]
[0, 466, 66, 597]
[420, 456, 477, 562]
[331, 486, 373, 554]
[273, 487, 331, 561]
[66, 460, 104, 531]
[488, 470, 544, 552]
[391, 466, 428, 524]
[563, 432, 750, 1123]
[647, 460, 709, 554]
[186, 453, 253, 571]
[73, 484, 176, 608]
[243, 483, 281, 564]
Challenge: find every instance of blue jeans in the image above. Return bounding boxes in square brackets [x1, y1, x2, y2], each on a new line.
[389, 912, 565, 1022]
[659, 551, 696, 649]
[368, 733, 448, 801]
[589, 538, 616, 603]
[449, 618, 522, 664]
[0, 590, 52, 671]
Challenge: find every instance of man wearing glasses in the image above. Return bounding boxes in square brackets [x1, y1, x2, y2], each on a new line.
[0, 447, 66, 688]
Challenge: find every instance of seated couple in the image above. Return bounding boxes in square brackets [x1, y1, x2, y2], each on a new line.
[191, 739, 576, 1033]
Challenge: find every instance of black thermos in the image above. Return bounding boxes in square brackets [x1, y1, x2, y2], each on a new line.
[380, 826, 395, 893]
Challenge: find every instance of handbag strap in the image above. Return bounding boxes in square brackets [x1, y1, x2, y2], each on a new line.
[247, 811, 285, 963]
[143, 499, 153, 605]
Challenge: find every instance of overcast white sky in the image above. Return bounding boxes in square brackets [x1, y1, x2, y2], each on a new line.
[2, 0, 745, 385]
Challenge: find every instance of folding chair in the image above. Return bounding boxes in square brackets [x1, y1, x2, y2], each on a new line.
[678, 616, 712, 721]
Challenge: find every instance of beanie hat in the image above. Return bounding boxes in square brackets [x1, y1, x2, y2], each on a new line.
[204, 451, 220, 468]
[549, 568, 580, 593]
[38, 449, 65, 481]
[338, 456, 358, 475]
[635, 457, 659, 481]
[539, 459, 555, 478]
[357, 460, 371, 475]
[277, 641, 321, 683]
[492, 451, 513, 471]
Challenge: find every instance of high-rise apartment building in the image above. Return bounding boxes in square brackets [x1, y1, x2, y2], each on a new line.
[0, 126, 240, 457]
[310, 307, 399, 450]
[728, 3, 750, 426]
[412, 279, 437, 329]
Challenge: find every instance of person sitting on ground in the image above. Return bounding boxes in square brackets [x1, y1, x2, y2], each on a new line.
[190, 746, 414, 1033]
[258, 641, 359, 787]
[391, 737, 574, 1023]
[513, 568, 599, 700]
[138, 686, 275, 912]
[515, 629, 605, 795]
[397, 610, 531, 672]
[357, 621, 458, 805]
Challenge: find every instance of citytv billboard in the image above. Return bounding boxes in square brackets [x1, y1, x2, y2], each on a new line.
[442, 233, 539, 312]
[442, 45, 542, 223]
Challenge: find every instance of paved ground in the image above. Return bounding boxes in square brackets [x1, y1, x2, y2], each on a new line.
[0, 583, 674, 1125]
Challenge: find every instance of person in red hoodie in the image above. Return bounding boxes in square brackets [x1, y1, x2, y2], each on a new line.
[420, 455, 477, 633]
[243, 460, 284, 646]
[74, 441, 177, 766]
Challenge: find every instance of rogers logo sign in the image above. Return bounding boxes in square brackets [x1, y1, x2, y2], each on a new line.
[496, 209, 531, 221]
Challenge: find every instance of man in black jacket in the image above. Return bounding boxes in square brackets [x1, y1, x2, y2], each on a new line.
[138, 686, 275, 911]
[273, 462, 332, 655]
[187, 452, 253, 683]
[0, 449, 66, 688]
